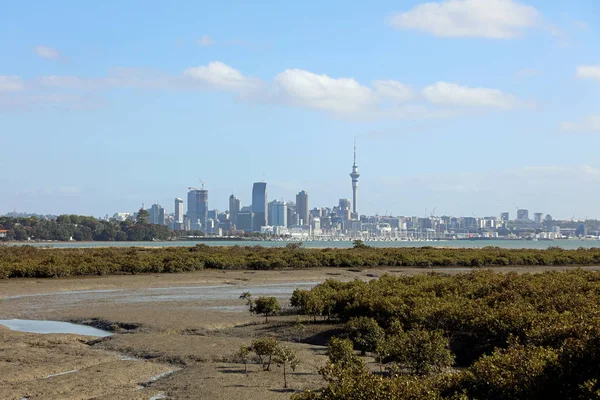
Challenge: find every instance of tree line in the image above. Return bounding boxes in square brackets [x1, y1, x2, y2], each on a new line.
[0, 212, 172, 242]
[3, 244, 600, 278]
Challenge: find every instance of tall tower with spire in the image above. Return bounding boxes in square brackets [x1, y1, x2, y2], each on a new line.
[349, 138, 360, 216]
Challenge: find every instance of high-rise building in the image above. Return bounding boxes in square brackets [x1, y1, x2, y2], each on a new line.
[517, 209, 529, 221]
[229, 195, 240, 226]
[174, 198, 184, 224]
[534, 212, 543, 224]
[339, 198, 351, 220]
[500, 212, 509, 221]
[149, 203, 165, 225]
[271, 200, 287, 227]
[237, 207, 253, 232]
[187, 187, 208, 231]
[349, 139, 360, 216]
[252, 182, 268, 232]
[296, 190, 309, 226]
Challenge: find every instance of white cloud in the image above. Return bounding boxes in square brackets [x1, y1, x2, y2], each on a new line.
[0, 76, 24, 92]
[10, 61, 523, 118]
[273, 69, 376, 114]
[373, 80, 413, 101]
[389, 0, 541, 39]
[197, 35, 214, 47]
[422, 81, 519, 109]
[576, 65, 600, 82]
[560, 115, 600, 133]
[184, 62, 262, 92]
[34, 45, 62, 60]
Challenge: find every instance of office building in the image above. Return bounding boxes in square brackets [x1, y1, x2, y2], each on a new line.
[188, 187, 208, 231]
[252, 182, 268, 232]
[339, 198, 351, 220]
[174, 198, 184, 230]
[149, 203, 165, 225]
[517, 209, 529, 221]
[296, 190, 309, 226]
[500, 212, 509, 222]
[534, 212, 543, 224]
[237, 207, 253, 232]
[229, 195, 240, 226]
[271, 200, 287, 227]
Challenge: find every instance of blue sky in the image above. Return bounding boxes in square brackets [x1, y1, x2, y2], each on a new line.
[1, 0, 599, 219]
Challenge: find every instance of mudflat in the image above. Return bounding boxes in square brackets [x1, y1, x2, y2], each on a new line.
[2, 266, 598, 400]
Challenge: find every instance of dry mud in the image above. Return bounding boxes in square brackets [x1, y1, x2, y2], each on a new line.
[1, 266, 598, 399]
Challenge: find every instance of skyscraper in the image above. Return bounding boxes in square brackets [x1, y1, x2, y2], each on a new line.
[149, 203, 165, 225]
[252, 182, 268, 232]
[517, 209, 529, 221]
[229, 194, 240, 226]
[296, 190, 309, 226]
[271, 200, 287, 227]
[173, 197, 184, 231]
[349, 139, 360, 216]
[174, 198, 184, 224]
[187, 187, 208, 231]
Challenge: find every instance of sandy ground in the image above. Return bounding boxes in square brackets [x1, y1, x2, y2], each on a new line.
[2, 266, 599, 400]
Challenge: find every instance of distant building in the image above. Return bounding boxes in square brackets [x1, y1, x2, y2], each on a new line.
[252, 182, 268, 232]
[174, 198, 184, 230]
[149, 204, 165, 225]
[338, 198, 351, 220]
[576, 223, 587, 237]
[271, 200, 287, 227]
[296, 191, 309, 226]
[208, 209, 219, 221]
[534, 212, 543, 224]
[237, 209, 253, 232]
[500, 212, 509, 222]
[188, 188, 208, 231]
[517, 209, 529, 221]
[229, 195, 240, 226]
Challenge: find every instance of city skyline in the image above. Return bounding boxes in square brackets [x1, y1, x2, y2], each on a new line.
[1, 1, 599, 219]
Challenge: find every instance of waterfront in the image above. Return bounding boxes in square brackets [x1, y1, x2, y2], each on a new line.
[9, 238, 600, 250]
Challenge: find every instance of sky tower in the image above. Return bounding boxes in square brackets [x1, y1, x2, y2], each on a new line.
[349, 138, 360, 216]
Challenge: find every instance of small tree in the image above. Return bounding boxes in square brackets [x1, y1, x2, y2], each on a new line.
[326, 337, 363, 370]
[252, 337, 279, 371]
[239, 291, 253, 306]
[237, 345, 251, 374]
[274, 345, 300, 389]
[346, 316, 385, 355]
[385, 328, 454, 375]
[252, 296, 281, 323]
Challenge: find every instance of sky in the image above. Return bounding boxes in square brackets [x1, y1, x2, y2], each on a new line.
[0, 0, 599, 220]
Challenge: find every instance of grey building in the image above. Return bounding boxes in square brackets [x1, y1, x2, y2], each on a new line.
[517, 209, 529, 221]
[296, 190, 309, 226]
[229, 195, 240, 226]
[149, 203, 165, 225]
[252, 182, 268, 232]
[188, 188, 208, 231]
[271, 200, 287, 227]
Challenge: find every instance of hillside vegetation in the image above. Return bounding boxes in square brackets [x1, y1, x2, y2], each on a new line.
[2, 244, 600, 278]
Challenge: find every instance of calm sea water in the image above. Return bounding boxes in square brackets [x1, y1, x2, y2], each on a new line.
[9, 239, 600, 250]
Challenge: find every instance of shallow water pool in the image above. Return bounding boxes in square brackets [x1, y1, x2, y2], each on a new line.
[0, 319, 113, 336]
